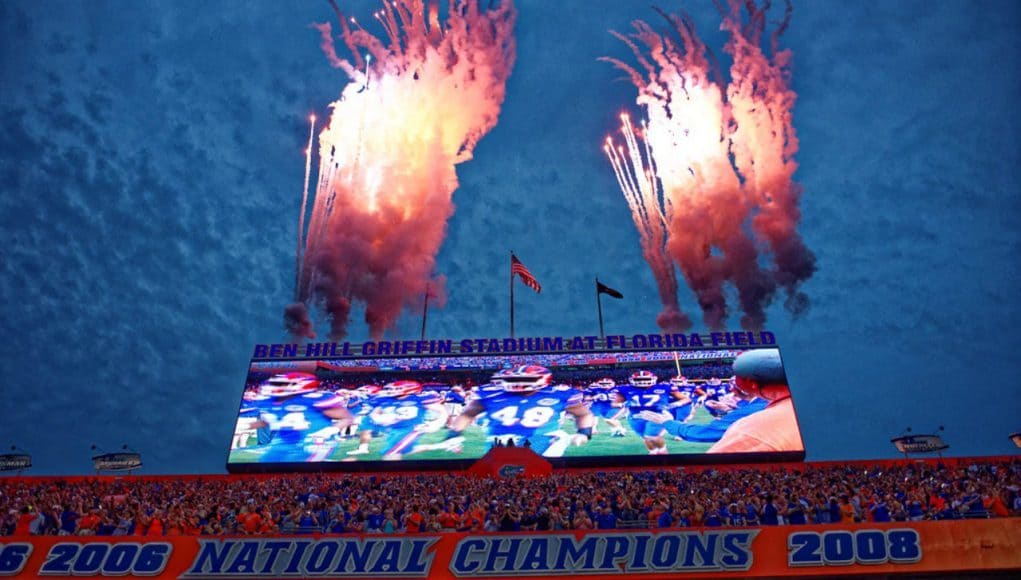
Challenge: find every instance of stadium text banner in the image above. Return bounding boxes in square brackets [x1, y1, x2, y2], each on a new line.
[253, 331, 777, 358]
[2, 520, 1018, 578]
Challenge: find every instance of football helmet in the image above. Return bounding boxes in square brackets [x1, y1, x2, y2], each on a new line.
[492, 365, 553, 393]
[259, 373, 319, 398]
[669, 375, 689, 389]
[378, 380, 423, 398]
[593, 377, 615, 389]
[629, 370, 657, 388]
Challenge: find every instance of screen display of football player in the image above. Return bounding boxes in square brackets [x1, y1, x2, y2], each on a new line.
[611, 370, 687, 455]
[235, 373, 356, 462]
[425, 365, 595, 458]
[346, 380, 448, 460]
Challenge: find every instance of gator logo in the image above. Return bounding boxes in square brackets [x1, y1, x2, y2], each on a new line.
[498, 464, 525, 478]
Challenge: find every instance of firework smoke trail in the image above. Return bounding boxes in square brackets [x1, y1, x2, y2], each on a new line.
[286, 0, 516, 340]
[295, 116, 316, 303]
[722, 0, 816, 316]
[604, 114, 690, 332]
[603, 1, 813, 330]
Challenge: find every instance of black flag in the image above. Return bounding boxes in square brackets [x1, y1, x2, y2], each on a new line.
[596, 280, 623, 299]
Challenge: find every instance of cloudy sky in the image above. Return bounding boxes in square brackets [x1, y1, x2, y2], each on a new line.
[1, 1, 1018, 474]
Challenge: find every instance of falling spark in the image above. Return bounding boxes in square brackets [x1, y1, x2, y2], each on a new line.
[286, 0, 517, 339]
[295, 115, 316, 301]
[603, 1, 814, 330]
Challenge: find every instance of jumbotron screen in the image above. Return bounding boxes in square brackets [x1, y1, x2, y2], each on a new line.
[227, 347, 804, 471]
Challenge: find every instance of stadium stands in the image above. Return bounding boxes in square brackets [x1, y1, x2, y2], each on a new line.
[1, 457, 1017, 537]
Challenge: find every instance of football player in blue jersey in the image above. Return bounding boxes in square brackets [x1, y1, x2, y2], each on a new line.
[667, 376, 701, 424]
[239, 374, 357, 463]
[612, 370, 684, 455]
[584, 378, 627, 437]
[422, 365, 595, 458]
[702, 377, 738, 418]
[346, 380, 449, 460]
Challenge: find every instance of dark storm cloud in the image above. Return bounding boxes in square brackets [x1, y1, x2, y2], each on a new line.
[0, 0, 1019, 473]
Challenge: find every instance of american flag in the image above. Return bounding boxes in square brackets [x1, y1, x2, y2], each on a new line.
[511, 254, 541, 293]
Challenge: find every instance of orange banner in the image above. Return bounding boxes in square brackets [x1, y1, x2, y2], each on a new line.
[1, 519, 1017, 578]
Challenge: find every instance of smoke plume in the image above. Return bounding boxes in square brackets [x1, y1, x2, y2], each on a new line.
[289, 0, 516, 339]
[604, 1, 814, 330]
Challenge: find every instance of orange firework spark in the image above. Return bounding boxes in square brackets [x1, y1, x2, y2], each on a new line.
[603, 1, 814, 330]
[287, 0, 517, 340]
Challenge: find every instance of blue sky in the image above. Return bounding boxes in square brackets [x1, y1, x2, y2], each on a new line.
[1, 1, 1018, 474]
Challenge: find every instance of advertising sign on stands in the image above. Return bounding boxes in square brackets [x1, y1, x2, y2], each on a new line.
[92, 451, 143, 472]
[890, 434, 949, 454]
[1, 520, 1018, 578]
[0, 453, 31, 472]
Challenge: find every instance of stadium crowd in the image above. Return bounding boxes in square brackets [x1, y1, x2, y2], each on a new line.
[2, 459, 1018, 537]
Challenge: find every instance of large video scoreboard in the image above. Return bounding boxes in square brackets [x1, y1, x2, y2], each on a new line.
[227, 336, 804, 472]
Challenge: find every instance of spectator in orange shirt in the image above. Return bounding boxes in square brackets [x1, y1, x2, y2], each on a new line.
[708, 349, 803, 454]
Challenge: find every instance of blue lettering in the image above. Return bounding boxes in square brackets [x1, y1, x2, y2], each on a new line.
[0, 543, 32, 575]
[377, 341, 392, 355]
[41, 543, 78, 574]
[259, 540, 292, 574]
[103, 543, 138, 575]
[570, 336, 585, 350]
[451, 539, 485, 574]
[823, 531, 854, 565]
[760, 331, 776, 345]
[403, 539, 434, 575]
[134, 544, 171, 575]
[486, 339, 500, 352]
[600, 536, 630, 570]
[283, 343, 298, 357]
[720, 532, 754, 569]
[788, 532, 822, 567]
[72, 543, 107, 574]
[648, 334, 664, 348]
[283, 541, 312, 574]
[503, 338, 517, 352]
[370, 540, 402, 574]
[225, 541, 260, 574]
[542, 337, 563, 351]
[887, 529, 922, 563]
[650, 535, 680, 569]
[855, 530, 887, 564]
[306, 342, 324, 357]
[483, 538, 522, 573]
[437, 339, 452, 354]
[459, 339, 473, 353]
[631, 334, 648, 349]
[334, 540, 372, 573]
[253, 344, 269, 358]
[628, 534, 651, 571]
[362, 341, 376, 356]
[682, 533, 718, 569]
[689, 333, 703, 346]
[306, 541, 339, 574]
[554, 537, 599, 570]
[520, 539, 550, 572]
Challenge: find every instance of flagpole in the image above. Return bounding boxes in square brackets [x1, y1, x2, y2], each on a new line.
[596, 277, 605, 340]
[421, 282, 429, 342]
[510, 251, 515, 339]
